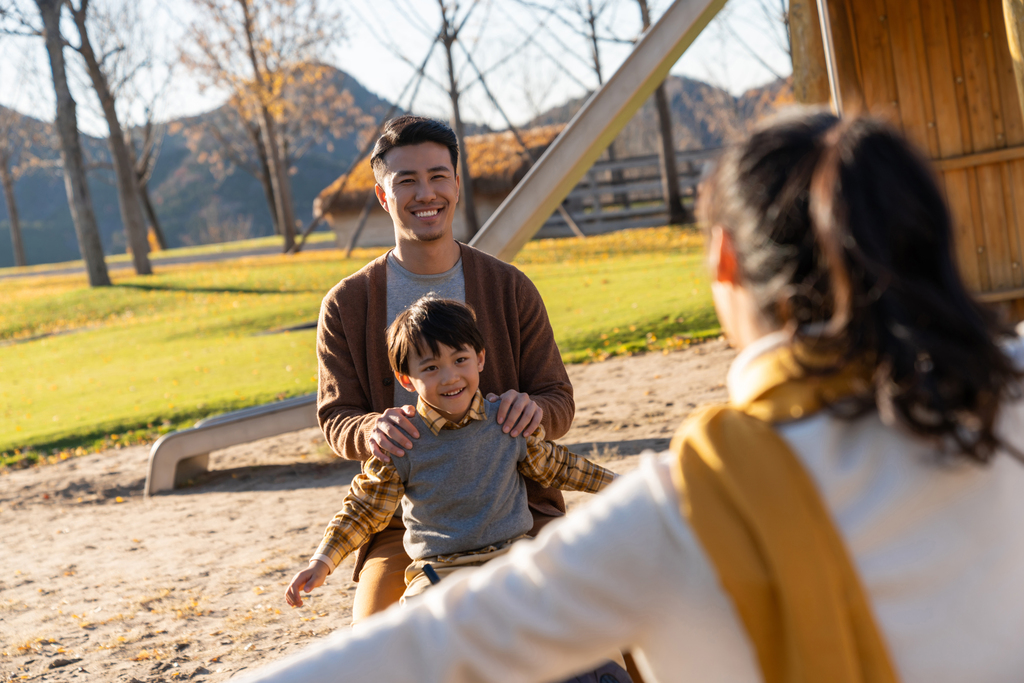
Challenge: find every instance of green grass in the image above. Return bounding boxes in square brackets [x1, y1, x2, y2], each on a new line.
[0, 227, 718, 465]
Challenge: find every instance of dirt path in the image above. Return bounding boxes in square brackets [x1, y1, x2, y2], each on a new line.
[0, 340, 734, 683]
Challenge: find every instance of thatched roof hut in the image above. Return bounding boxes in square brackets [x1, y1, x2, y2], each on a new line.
[314, 124, 564, 224]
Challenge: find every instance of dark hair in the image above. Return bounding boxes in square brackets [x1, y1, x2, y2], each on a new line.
[699, 109, 1021, 463]
[370, 116, 460, 183]
[387, 296, 485, 375]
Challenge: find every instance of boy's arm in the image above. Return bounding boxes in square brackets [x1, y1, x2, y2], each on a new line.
[517, 426, 617, 494]
[310, 458, 404, 573]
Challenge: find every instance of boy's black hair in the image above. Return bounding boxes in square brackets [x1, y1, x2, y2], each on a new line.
[387, 296, 485, 376]
[370, 116, 460, 183]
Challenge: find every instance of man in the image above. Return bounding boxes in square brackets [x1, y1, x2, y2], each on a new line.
[316, 115, 575, 622]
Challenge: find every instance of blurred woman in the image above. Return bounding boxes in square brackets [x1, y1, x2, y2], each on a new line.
[240, 111, 1024, 683]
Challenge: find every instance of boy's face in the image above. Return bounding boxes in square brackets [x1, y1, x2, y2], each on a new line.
[397, 341, 485, 422]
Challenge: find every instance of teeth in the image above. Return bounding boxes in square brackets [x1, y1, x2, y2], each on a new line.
[441, 388, 462, 396]
[414, 209, 439, 218]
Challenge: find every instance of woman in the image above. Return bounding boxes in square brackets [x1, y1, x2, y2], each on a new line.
[241, 112, 1024, 683]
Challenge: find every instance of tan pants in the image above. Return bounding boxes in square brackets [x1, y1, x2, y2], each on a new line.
[401, 540, 519, 603]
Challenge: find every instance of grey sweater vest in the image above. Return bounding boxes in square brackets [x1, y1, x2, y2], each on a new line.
[390, 400, 534, 560]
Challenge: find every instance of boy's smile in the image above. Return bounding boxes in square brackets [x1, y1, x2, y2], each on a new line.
[397, 341, 485, 423]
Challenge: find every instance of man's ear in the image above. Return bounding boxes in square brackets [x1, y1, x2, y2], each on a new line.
[374, 183, 390, 213]
[709, 224, 741, 286]
[476, 347, 485, 372]
[396, 372, 416, 393]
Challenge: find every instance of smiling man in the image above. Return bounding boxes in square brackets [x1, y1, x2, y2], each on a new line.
[315, 116, 575, 624]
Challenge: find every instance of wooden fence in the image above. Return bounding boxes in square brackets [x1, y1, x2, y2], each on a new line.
[535, 148, 721, 238]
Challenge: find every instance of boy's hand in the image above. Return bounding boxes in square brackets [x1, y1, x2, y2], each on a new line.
[285, 560, 330, 608]
[487, 390, 543, 438]
[370, 405, 420, 463]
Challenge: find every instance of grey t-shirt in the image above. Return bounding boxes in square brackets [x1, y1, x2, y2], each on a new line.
[385, 251, 466, 407]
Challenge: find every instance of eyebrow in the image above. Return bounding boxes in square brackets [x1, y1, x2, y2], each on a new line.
[393, 166, 452, 177]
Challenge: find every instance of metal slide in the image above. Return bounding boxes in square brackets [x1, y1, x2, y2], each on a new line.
[468, 0, 728, 262]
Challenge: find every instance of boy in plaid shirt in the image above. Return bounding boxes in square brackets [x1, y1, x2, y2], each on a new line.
[285, 296, 617, 607]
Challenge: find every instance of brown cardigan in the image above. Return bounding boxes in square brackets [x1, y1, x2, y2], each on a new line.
[316, 243, 574, 574]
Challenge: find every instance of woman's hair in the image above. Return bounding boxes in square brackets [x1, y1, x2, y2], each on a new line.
[698, 109, 1020, 463]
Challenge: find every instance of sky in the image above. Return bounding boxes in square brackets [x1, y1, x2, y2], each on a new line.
[0, 0, 792, 138]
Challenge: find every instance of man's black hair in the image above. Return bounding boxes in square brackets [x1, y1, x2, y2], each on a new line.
[370, 116, 460, 182]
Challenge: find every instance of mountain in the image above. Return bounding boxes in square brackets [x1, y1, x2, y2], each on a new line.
[0, 70, 790, 267]
[0, 67, 394, 267]
[527, 74, 794, 156]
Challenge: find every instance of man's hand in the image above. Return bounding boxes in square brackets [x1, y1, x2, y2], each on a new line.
[285, 560, 330, 608]
[486, 390, 543, 438]
[370, 405, 420, 463]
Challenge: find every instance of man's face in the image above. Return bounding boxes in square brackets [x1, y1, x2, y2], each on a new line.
[397, 341, 485, 422]
[374, 142, 460, 244]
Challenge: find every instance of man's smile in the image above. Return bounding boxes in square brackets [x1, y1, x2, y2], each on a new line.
[413, 208, 441, 218]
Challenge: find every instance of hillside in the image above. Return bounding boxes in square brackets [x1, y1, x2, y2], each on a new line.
[0, 71, 790, 267]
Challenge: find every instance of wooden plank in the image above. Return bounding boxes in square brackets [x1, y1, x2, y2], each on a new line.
[919, 0, 967, 157]
[848, 0, 900, 120]
[966, 167, 995, 290]
[935, 143, 1024, 169]
[980, 2, 1011, 147]
[1000, 160, 1024, 286]
[885, 0, 935, 152]
[943, 168, 983, 289]
[944, 0, 980, 153]
[824, 0, 866, 112]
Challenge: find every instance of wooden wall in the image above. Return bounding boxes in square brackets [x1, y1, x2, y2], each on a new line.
[827, 0, 1024, 314]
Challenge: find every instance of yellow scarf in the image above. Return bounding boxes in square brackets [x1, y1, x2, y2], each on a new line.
[670, 344, 898, 683]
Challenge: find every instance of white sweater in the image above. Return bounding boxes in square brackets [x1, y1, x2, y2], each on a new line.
[243, 335, 1024, 683]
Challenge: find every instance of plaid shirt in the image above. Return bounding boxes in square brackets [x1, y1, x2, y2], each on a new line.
[311, 390, 616, 573]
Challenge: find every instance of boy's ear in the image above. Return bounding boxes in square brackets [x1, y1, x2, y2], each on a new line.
[476, 348, 485, 372]
[396, 372, 416, 393]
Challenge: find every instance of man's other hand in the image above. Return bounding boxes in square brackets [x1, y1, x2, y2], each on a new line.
[487, 390, 543, 438]
[285, 560, 330, 608]
[370, 405, 420, 463]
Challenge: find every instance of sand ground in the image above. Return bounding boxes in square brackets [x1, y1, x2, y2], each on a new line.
[0, 340, 734, 682]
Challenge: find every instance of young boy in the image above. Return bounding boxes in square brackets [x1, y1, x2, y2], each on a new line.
[285, 296, 617, 607]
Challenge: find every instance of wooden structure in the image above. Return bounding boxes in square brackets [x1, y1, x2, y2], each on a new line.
[538, 148, 717, 238]
[794, 0, 1024, 316]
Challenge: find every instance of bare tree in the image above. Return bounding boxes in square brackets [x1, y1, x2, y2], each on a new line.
[556, 0, 631, 207]
[437, 0, 482, 236]
[18, 0, 111, 285]
[66, 0, 152, 275]
[0, 107, 32, 267]
[180, 69, 369, 241]
[635, 0, 687, 224]
[181, 0, 344, 252]
[126, 114, 168, 249]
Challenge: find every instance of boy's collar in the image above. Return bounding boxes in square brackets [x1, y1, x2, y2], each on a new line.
[416, 390, 487, 435]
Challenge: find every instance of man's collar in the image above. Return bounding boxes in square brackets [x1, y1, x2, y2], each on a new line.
[416, 390, 487, 435]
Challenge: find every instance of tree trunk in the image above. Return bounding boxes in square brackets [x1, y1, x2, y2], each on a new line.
[238, 0, 295, 252]
[138, 180, 167, 250]
[124, 132, 168, 250]
[788, 0, 831, 104]
[36, 0, 110, 286]
[637, 0, 687, 224]
[0, 161, 27, 267]
[653, 84, 688, 224]
[442, 33, 480, 237]
[242, 119, 281, 235]
[1004, 0, 1024, 124]
[72, 4, 151, 275]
